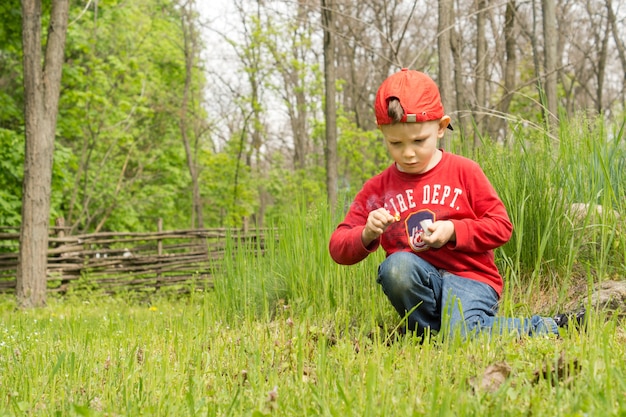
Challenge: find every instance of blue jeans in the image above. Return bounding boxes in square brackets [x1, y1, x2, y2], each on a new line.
[376, 252, 558, 339]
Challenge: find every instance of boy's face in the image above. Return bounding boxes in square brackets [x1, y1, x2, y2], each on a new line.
[380, 118, 449, 174]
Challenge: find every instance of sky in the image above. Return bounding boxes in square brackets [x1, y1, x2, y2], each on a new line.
[194, 1, 289, 149]
[196, 0, 232, 38]
[195, 1, 240, 76]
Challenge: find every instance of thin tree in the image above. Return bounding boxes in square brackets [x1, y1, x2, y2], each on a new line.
[589, 0, 609, 115]
[450, 12, 470, 144]
[542, 0, 558, 133]
[605, 0, 626, 106]
[491, 0, 517, 145]
[225, 0, 269, 227]
[178, 0, 204, 229]
[17, 0, 70, 307]
[264, 1, 313, 171]
[438, 0, 454, 150]
[474, 0, 487, 148]
[322, 0, 338, 210]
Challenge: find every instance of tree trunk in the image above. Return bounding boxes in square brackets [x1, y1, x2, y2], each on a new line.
[528, 0, 546, 124]
[474, 0, 487, 148]
[542, 0, 558, 133]
[594, 11, 609, 115]
[605, 0, 626, 107]
[17, 0, 70, 308]
[450, 21, 470, 149]
[438, 0, 455, 150]
[292, 0, 310, 171]
[179, 0, 204, 229]
[322, 0, 338, 211]
[493, 0, 517, 145]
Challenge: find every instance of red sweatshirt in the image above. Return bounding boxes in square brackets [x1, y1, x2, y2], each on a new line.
[329, 151, 513, 296]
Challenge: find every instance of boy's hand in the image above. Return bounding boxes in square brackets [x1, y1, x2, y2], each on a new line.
[361, 208, 396, 246]
[421, 220, 456, 248]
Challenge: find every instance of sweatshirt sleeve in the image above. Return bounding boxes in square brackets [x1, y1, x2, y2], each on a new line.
[328, 183, 382, 265]
[329, 223, 379, 265]
[448, 162, 513, 252]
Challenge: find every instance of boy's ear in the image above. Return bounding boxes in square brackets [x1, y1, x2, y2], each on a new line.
[439, 115, 451, 129]
[438, 115, 451, 135]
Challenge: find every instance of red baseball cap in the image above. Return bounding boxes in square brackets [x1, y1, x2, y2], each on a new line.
[375, 68, 452, 129]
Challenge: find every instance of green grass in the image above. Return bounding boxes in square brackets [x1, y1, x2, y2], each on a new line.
[0, 115, 624, 416]
[0, 291, 624, 416]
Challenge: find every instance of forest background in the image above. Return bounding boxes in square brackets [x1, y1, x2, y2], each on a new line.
[0, 0, 625, 287]
[1, 0, 624, 232]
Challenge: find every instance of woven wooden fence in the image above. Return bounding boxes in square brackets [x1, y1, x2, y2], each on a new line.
[0, 224, 267, 295]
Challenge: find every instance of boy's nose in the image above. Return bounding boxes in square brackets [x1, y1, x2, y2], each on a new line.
[403, 147, 416, 158]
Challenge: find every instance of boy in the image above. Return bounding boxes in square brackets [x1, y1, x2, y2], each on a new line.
[329, 68, 580, 339]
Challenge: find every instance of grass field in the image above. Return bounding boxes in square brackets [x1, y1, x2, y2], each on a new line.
[0, 279, 624, 416]
[0, 116, 624, 416]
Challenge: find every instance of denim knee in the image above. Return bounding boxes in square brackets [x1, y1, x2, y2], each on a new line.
[378, 252, 421, 296]
[377, 252, 442, 307]
[377, 252, 422, 294]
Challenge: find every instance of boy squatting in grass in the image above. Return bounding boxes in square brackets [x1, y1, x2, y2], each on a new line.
[329, 68, 582, 339]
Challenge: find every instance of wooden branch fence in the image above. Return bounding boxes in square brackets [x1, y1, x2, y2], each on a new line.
[0, 224, 268, 295]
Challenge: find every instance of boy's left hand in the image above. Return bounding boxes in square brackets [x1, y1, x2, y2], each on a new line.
[421, 220, 456, 248]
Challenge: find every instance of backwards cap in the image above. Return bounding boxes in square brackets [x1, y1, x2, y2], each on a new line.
[375, 68, 452, 129]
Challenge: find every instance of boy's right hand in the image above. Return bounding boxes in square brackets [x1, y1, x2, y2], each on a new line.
[361, 208, 396, 246]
